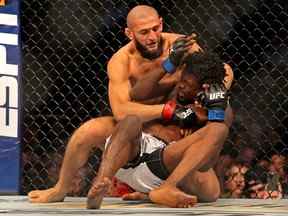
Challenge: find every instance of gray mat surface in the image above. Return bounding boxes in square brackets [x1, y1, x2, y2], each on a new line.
[0, 196, 287, 216]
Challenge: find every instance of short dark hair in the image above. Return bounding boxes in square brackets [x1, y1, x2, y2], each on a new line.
[182, 51, 226, 85]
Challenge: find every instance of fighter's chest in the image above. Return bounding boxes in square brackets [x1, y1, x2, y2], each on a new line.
[127, 57, 178, 86]
[128, 58, 161, 79]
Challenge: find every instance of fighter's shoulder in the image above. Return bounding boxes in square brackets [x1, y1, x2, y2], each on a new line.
[107, 43, 131, 78]
[108, 44, 130, 65]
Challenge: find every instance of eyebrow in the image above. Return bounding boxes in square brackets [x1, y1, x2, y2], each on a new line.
[138, 24, 160, 32]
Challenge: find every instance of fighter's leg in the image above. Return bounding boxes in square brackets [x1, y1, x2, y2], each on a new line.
[28, 116, 116, 203]
[87, 115, 143, 209]
[179, 168, 220, 202]
[149, 106, 233, 207]
[149, 121, 229, 207]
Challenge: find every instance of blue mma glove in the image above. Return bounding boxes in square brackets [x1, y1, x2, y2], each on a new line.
[197, 83, 228, 121]
[162, 34, 196, 73]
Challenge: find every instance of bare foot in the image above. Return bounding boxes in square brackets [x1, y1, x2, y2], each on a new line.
[149, 186, 197, 208]
[28, 187, 66, 203]
[86, 177, 111, 209]
[122, 192, 148, 201]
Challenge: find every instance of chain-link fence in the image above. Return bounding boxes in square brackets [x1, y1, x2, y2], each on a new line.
[21, 0, 288, 198]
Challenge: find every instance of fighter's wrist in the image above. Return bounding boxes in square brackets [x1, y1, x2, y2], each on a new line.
[207, 109, 225, 121]
[162, 101, 176, 120]
[162, 58, 176, 74]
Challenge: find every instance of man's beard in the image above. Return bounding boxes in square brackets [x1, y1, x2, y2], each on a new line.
[135, 37, 164, 60]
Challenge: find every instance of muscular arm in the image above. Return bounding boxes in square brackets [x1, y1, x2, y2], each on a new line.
[130, 34, 202, 101]
[130, 62, 234, 102]
[108, 54, 164, 122]
[129, 64, 173, 101]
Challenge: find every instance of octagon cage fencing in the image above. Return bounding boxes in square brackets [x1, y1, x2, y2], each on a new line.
[22, 0, 288, 198]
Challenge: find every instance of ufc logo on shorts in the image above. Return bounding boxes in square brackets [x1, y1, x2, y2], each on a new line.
[209, 92, 225, 100]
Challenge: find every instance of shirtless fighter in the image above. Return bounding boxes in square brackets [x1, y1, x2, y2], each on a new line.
[87, 52, 233, 208]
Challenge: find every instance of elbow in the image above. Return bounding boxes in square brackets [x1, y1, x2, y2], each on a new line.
[113, 112, 125, 122]
[112, 109, 127, 122]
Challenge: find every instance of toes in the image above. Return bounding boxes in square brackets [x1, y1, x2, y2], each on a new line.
[121, 194, 128, 200]
[28, 190, 39, 198]
[88, 180, 111, 198]
[177, 197, 196, 208]
[122, 192, 146, 201]
[122, 193, 135, 200]
[122, 194, 132, 200]
[186, 203, 195, 208]
[177, 202, 195, 208]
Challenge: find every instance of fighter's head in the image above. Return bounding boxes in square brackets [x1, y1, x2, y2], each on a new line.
[176, 51, 226, 104]
[125, 5, 163, 59]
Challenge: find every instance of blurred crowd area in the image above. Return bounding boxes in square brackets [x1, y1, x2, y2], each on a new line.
[216, 150, 287, 199]
[22, 146, 288, 199]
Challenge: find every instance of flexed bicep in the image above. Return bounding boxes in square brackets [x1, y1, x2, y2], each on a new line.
[109, 78, 131, 118]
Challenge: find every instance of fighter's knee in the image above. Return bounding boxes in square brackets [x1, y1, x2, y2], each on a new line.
[196, 171, 220, 202]
[74, 122, 96, 142]
[80, 117, 115, 135]
[202, 188, 220, 202]
[197, 183, 220, 202]
[71, 117, 116, 147]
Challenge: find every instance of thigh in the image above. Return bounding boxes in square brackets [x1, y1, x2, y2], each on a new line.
[76, 116, 116, 151]
[180, 168, 220, 202]
[162, 123, 228, 173]
[162, 126, 206, 172]
[122, 133, 166, 169]
[105, 115, 143, 158]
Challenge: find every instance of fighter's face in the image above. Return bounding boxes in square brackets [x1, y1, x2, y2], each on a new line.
[135, 36, 164, 60]
[132, 17, 163, 59]
[176, 73, 200, 105]
[225, 165, 248, 193]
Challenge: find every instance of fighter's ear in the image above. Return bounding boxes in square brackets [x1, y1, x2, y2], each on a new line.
[159, 17, 163, 32]
[125, 27, 133, 40]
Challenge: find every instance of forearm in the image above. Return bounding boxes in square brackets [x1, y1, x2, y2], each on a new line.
[130, 35, 196, 101]
[130, 67, 167, 101]
[112, 102, 164, 123]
